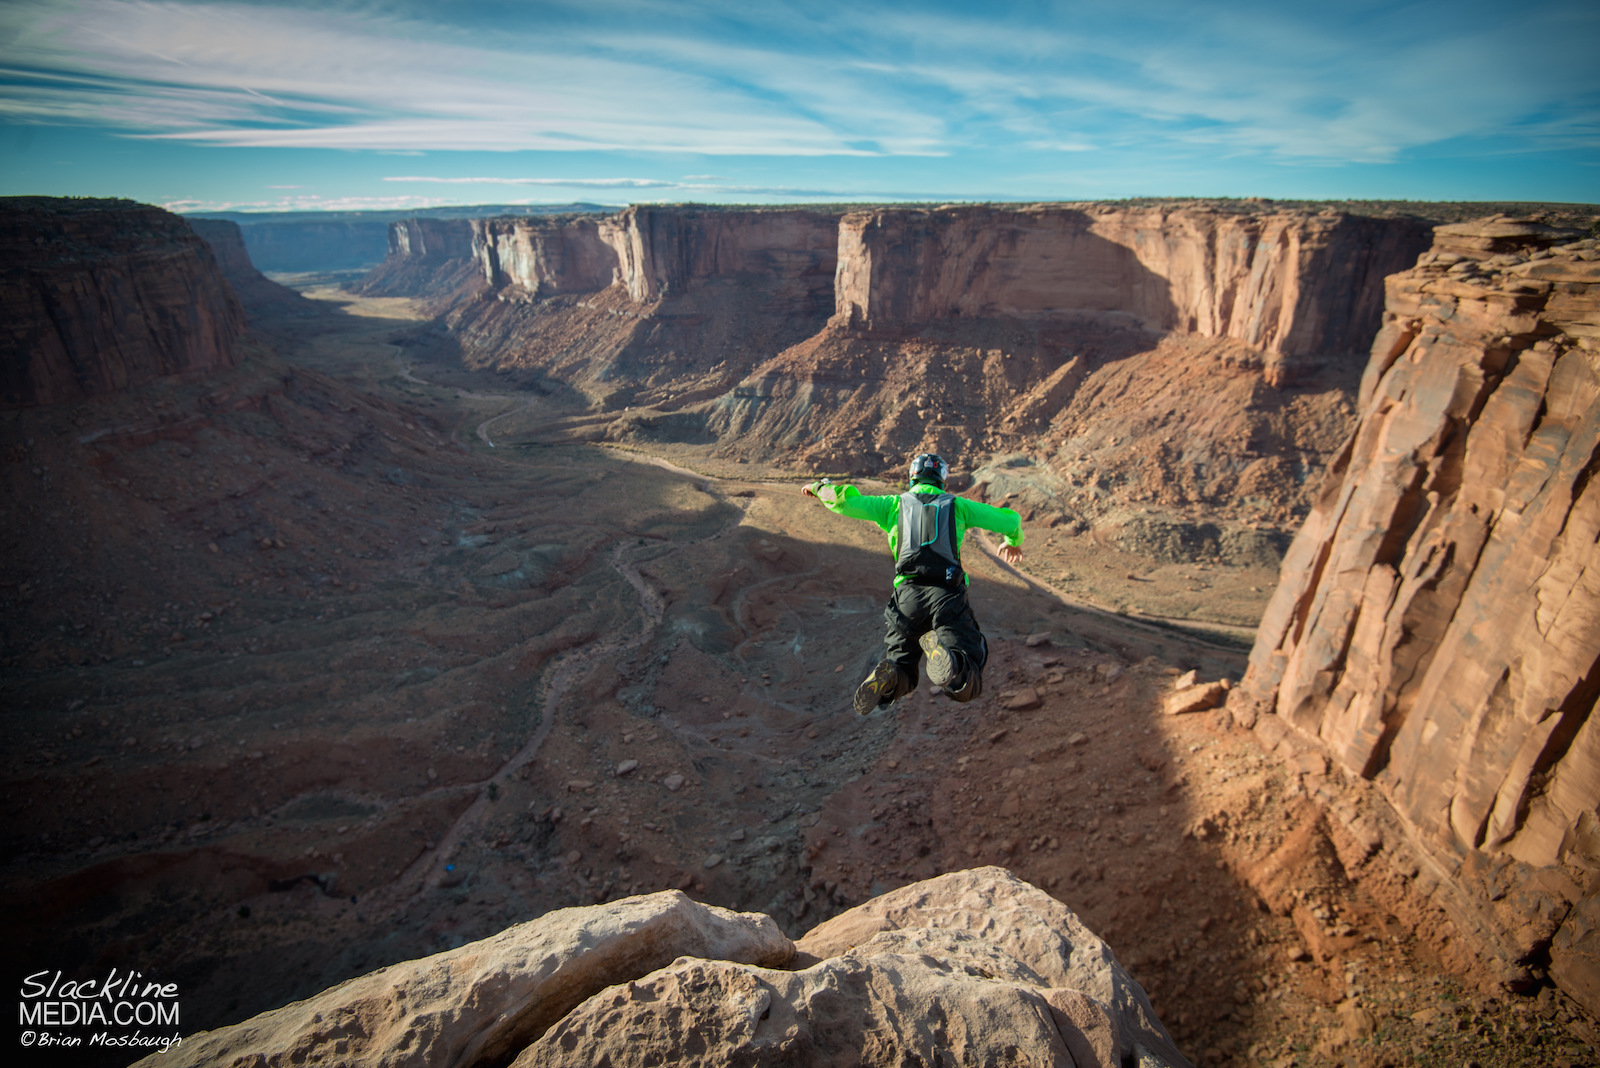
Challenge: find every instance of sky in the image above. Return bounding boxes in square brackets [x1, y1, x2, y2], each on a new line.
[1, 0, 1597, 213]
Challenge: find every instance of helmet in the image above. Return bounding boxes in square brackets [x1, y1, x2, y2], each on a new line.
[909, 452, 949, 487]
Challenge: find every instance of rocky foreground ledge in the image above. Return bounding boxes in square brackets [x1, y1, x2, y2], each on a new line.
[137, 868, 1188, 1067]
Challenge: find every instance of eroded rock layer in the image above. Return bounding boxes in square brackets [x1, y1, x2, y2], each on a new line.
[832, 205, 1430, 385]
[187, 217, 324, 321]
[357, 202, 1430, 535]
[350, 218, 488, 311]
[140, 869, 1187, 1068]
[1234, 217, 1600, 1012]
[1, 198, 243, 408]
[435, 206, 844, 405]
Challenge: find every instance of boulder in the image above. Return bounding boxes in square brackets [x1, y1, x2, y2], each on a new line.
[515, 931, 1130, 1068]
[791, 867, 1187, 1067]
[1163, 681, 1228, 716]
[136, 891, 792, 1068]
[140, 870, 1188, 1068]
[1004, 687, 1043, 710]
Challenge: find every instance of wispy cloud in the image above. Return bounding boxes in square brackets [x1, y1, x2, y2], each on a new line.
[165, 192, 463, 213]
[3, 0, 1596, 171]
[379, 174, 939, 201]
[382, 176, 680, 188]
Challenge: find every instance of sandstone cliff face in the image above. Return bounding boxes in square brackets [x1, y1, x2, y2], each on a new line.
[140, 869, 1186, 1068]
[597, 205, 840, 304]
[391, 216, 476, 263]
[352, 218, 486, 307]
[374, 206, 841, 308]
[355, 201, 1423, 536]
[474, 215, 616, 295]
[231, 218, 391, 271]
[696, 203, 1422, 518]
[1, 198, 243, 408]
[832, 205, 1431, 385]
[187, 217, 324, 320]
[430, 207, 843, 404]
[1235, 218, 1600, 1011]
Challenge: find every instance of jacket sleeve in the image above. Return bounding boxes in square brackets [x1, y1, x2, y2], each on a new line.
[818, 483, 898, 531]
[958, 497, 1024, 548]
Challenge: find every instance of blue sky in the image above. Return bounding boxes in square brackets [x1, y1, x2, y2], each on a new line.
[2, 0, 1596, 212]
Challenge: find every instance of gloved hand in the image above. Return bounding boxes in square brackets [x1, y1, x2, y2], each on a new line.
[803, 478, 831, 498]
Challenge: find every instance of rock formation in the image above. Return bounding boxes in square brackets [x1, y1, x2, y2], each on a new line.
[186, 205, 611, 275]
[435, 206, 843, 404]
[373, 202, 1424, 392]
[350, 217, 487, 310]
[186, 217, 324, 320]
[352, 201, 1428, 536]
[474, 216, 615, 296]
[1233, 217, 1600, 1013]
[0, 198, 243, 408]
[224, 217, 392, 272]
[139, 868, 1186, 1068]
[594, 205, 841, 305]
[831, 205, 1430, 386]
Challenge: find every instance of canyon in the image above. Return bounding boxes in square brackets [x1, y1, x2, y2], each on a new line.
[189, 204, 608, 275]
[1, 195, 1597, 1067]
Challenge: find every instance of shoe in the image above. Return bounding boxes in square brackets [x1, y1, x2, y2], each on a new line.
[919, 631, 959, 688]
[853, 660, 906, 716]
[945, 665, 983, 703]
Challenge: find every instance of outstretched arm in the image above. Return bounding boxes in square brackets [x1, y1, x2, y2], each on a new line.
[958, 497, 1025, 559]
[805, 480, 898, 528]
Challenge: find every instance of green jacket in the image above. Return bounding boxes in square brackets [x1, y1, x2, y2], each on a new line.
[813, 481, 1024, 587]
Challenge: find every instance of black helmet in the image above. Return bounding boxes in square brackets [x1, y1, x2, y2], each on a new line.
[909, 452, 949, 487]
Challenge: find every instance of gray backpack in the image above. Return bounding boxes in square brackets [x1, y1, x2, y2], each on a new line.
[894, 492, 964, 587]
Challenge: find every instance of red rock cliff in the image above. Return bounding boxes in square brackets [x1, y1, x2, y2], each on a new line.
[187, 216, 322, 320]
[391, 216, 475, 262]
[833, 205, 1430, 383]
[350, 218, 484, 308]
[1234, 217, 1600, 1011]
[1, 198, 243, 408]
[474, 216, 617, 295]
[596, 206, 841, 303]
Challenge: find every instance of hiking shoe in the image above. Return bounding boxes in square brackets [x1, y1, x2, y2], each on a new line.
[853, 660, 906, 716]
[919, 631, 960, 688]
[945, 665, 984, 703]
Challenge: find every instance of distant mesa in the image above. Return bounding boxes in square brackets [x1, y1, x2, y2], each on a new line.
[183, 203, 612, 274]
[341, 198, 1437, 528]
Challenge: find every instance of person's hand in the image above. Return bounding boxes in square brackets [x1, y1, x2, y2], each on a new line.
[803, 478, 829, 498]
[999, 544, 1022, 565]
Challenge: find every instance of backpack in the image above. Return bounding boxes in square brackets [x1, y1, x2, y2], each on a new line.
[894, 491, 964, 587]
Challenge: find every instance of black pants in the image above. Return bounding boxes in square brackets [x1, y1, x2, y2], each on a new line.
[882, 582, 988, 687]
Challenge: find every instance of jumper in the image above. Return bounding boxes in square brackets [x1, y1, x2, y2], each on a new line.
[812, 481, 1024, 587]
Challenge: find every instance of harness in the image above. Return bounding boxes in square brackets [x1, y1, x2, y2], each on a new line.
[894, 491, 964, 587]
